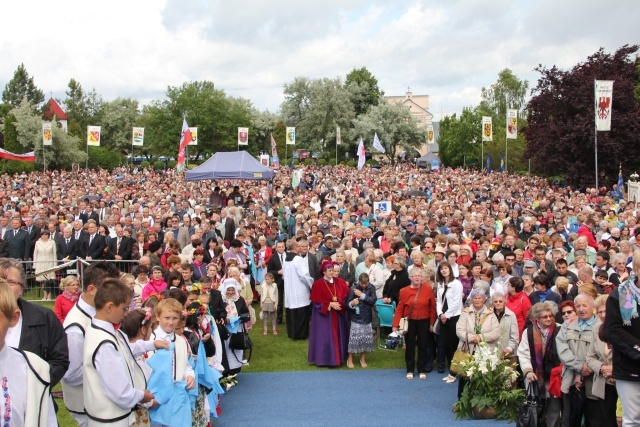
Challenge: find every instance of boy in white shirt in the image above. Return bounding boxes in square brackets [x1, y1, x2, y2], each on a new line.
[83, 278, 155, 426]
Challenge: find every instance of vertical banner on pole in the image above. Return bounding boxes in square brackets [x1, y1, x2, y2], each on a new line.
[427, 125, 435, 144]
[595, 80, 614, 131]
[42, 123, 53, 146]
[188, 127, 198, 145]
[132, 127, 144, 146]
[336, 126, 341, 145]
[506, 109, 518, 139]
[481, 117, 492, 142]
[238, 127, 249, 145]
[286, 127, 296, 145]
[87, 126, 101, 146]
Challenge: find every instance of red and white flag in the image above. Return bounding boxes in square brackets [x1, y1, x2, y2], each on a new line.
[357, 138, 366, 170]
[176, 118, 192, 172]
[0, 148, 35, 162]
[595, 80, 614, 131]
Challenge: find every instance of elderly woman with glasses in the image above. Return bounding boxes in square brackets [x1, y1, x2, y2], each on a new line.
[558, 300, 577, 325]
[517, 301, 562, 427]
[491, 292, 519, 359]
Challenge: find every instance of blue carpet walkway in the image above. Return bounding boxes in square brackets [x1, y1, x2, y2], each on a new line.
[218, 369, 514, 426]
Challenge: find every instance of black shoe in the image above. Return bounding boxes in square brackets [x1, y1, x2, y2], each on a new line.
[426, 367, 433, 373]
[438, 367, 445, 373]
[276, 319, 282, 325]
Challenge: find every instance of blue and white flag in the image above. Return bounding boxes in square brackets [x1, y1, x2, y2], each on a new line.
[486, 155, 491, 172]
[372, 132, 385, 153]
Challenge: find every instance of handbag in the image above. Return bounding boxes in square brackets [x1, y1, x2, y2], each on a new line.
[229, 325, 253, 351]
[516, 382, 547, 427]
[399, 285, 422, 335]
[449, 334, 472, 377]
[432, 318, 441, 335]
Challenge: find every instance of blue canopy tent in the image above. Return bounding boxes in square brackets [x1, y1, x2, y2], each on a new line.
[185, 151, 275, 181]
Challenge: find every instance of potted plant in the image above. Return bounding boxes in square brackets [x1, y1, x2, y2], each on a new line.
[453, 340, 525, 421]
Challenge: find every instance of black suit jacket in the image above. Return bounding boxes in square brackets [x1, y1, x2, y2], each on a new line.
[26, 226, 41, 256]
[0, 239, 8, 258]
[56, 236, 77, 260]
[267, 251, 285, 285]
[17, 298, 69, 386]
[80, 233, 106, 259]
[88, 210, 100, 224]
[107, 235, 134, 260]
[358, 237, 380, 253]
[307, 252, 320, 281]
[5, 228, 31, 259]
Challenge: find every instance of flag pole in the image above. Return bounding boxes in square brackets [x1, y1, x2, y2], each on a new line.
[42, 141, 46, 173]
[505, 95, 508, 173]
[594, 80, 598, 190]
[86, 126, 89, 170]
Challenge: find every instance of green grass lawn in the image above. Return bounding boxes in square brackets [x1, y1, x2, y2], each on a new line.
[33, 300, 404, 426]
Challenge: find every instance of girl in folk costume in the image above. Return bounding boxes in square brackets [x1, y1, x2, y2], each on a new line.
[220, 279, 250, 380]
[308, 261, 350, 367]
[184, 301, 220, 427]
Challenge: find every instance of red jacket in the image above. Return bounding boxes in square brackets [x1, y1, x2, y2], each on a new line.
[577, 225, 598, 249]
[54, 294, 76, 323]
[506, 291, 532, 338]
[392, 285, 437, 327]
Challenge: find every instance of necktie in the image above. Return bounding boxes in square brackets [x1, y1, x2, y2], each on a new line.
[117, 238, 121, 253]
[66, 239, 70, 246]
[28, 226, 31, 233]
[280, 254, 284, 265]
[89, 234, 94, 245]
[13, 230, 17, 237]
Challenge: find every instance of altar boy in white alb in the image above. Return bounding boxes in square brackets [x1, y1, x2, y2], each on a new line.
[0, 281, 53, 426]
[83, 279, 155, 426]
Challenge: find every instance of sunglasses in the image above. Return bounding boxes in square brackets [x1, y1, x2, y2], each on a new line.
[538, 314, 554, 320]
[562, 310, 575, 315]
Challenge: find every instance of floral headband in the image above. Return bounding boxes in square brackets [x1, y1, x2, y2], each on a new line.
[185, 301, 207, 317]
[182, 283, 202, 294]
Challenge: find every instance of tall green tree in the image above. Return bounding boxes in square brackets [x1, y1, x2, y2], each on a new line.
[64, 78, 89, 137]
[280, 77, 354, 153]
[249, 108, 280, 156]
[101, 97, 140, 154]
[351, 100, 425, 163]
[479, 69, 529, 172]
[345, 67, 384, 116]
[438, 107, 482, 168]
[2, 64, 44, 108]
[272, 120, 287, 162]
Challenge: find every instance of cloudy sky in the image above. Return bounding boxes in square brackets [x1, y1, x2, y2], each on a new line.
[1, 0, 638, 119]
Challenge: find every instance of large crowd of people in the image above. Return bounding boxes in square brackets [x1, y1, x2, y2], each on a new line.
[1, 162, 639, 426]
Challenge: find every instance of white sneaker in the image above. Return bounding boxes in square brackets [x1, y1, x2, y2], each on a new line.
[242, 359, 249, 366]
[445, 375, 457, 384]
